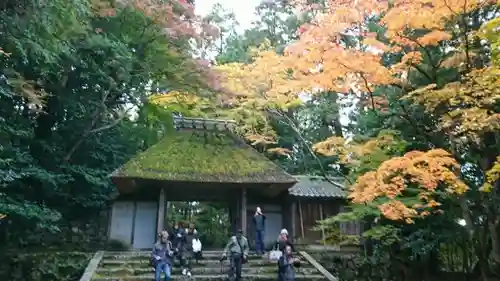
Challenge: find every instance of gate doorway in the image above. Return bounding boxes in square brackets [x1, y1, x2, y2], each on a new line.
[165, 201, 231, 249]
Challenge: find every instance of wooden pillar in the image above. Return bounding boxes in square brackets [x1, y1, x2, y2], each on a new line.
[319, 203, 325, 244]
[157, 188, 166, 233]
[229, 196, 237, 234]
[290, 200, 297, 240]
[298, 200, 304, 239]
[241, 187, 247, 235]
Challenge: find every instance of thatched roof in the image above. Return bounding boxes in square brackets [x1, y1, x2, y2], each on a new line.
[288, 175, 346, 198]
[111, 117, 296, 185]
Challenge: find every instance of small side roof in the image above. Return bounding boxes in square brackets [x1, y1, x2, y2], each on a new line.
[288, 175, 346, 198]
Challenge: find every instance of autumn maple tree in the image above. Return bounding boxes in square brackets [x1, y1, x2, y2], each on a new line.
[266, 0, 499, 220]
[215, 0, 499, 276]
[285, 0, 500, 277]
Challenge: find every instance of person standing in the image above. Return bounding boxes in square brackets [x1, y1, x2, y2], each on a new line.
[253, 206, 266, 255]
[169, 222, 188, 276]
[191, 232, 203, 264]
[221, 229, 249, 281]
[278, 245, 300, 281]
[152, 230, 174, 281]
[277, 228, 294, 252]
[184, 222, 199, 277]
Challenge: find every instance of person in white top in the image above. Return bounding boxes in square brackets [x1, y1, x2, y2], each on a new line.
[192, 232, 203, 264]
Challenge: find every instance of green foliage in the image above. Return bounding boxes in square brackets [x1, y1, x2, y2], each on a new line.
[314, 224, 361, 246]
[0, 252, 91, 281]
[166, 201, 230, 248]
[0, 0, 218, 250]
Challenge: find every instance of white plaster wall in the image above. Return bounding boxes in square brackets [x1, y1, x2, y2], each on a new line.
[247, 204, 283, 249]
[109, 201, 134, 244]
[132, 202, 158, 249]
[263, 212, 282, 246]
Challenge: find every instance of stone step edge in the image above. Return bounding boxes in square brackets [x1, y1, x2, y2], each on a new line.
[95, 267, 318, 272]
[103, 253, 276, 257]
[103, 251, 298, 256]
[96, 264, 316, 270]
[92, 274, 326, 278]
[98, 260, 314, 266]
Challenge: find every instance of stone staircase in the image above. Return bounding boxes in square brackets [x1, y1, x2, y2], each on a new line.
[89, 250, 331, 280]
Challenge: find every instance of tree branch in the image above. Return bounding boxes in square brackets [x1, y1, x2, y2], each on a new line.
[270, 107, 353, 186]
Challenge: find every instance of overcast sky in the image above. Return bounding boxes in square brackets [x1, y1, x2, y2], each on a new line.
[195, 0, 262, 32]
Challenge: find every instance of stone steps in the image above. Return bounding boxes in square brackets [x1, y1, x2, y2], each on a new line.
[91, 274, 327, 281]
[95, 265, 319, 275]
[91, 250, 328, 281]
[102, 251, 266, 261]
[99, 257, 316, 268]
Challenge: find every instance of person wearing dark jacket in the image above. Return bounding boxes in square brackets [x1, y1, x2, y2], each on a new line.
[278, 245, 300, 281]
[152, 230, 174, 281]
[276, 228, 294, 252]
[169, 222, 188, 276]
[253, 206, 266, 255]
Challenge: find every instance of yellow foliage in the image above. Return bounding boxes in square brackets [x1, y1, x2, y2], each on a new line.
[349, 149, 468, 222]
[149, 91, 204, 106]
[480, 157, 500, 192]
[313, 133, 398, 165]
[215, 50, 300, 108]
[405, 66, 500, 141]
[313, 136, 350, 160]
[478, 17, 500, 66]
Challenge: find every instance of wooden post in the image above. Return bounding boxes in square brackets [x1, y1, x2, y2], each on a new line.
[157, 188, 166, 233]
[319, 203, 326, 245]
[298, 200, 304, 239]
[241, 187, 247, 235]
[291, 200, 297, 241]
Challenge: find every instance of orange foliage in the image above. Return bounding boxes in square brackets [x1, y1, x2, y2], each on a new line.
[350, 149, 468, 223]
[278, 0, 497, 95]
[285, 0, 499, 226]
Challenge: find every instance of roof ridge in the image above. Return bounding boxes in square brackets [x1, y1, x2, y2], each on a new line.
[173, 116, 237, 132]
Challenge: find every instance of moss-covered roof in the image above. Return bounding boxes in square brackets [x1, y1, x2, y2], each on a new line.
[111, 128, 296, 184]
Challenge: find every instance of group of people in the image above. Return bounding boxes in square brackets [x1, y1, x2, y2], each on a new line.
[151, 222, 202, 281]
[221, 207, 300, 281]
[151, 206, 300, 281]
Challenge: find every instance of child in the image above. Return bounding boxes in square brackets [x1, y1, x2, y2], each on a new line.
[192, 232, 203, 264]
